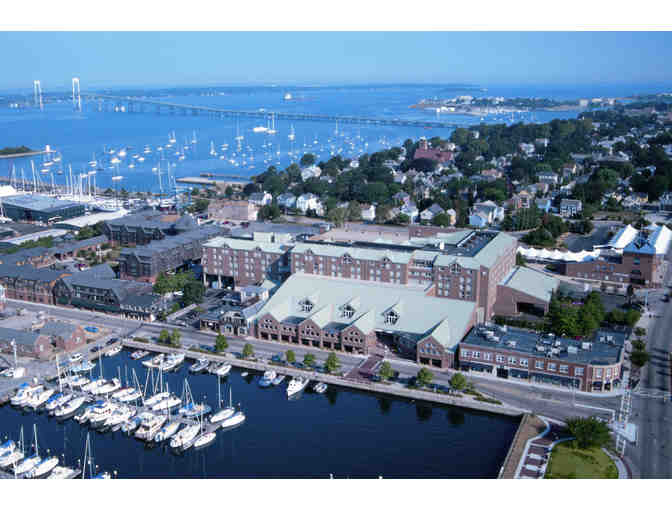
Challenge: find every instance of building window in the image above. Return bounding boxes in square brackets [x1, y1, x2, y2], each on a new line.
[461, 350, 470, 358]
[384, 310, 399, 325]
[519, 359, 528, 367]
[342, 305, 355, 319]
[483, 352, 492, 361]
[535, 360, 544, 370]
[472, 351, 481, 359]
[594, 368, 603, 378]
[299, 299, 314, 313]
[496, 355, 505, 363]
[507, 356, 517, 365]
[559, 365, 569, 374]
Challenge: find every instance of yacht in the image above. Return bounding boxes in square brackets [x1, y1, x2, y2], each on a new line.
[144, 391, 170, 408]
[0, 449, 24, 468]
[313, 382, 328, 394]
[26, 387, 55, 410]
[210, 386, 236, 424]
[121, 415, 143, 434]
[63, 374, 89, 388]
[153, 420, 181, 442]
[111, 387, 134, 400]
[82, 377, 105, 393]
[211, 363, 232, 377]
[142, 353, 165, 369]
[11, 384, 43, 406]
[152, 394, 181, 412]
[178, 401, 212, 419]
[220, 410, 246, 429]
[116, 387, 142, 403]
[135, 413, 167, 441]
[88, 401, 119, 427]
[14, 453, 41, 476]
[287, 376, 309, 397]
[70, 360, 95, 373]
[93, 378, 121, 396]
[253, 125, 268, 133]
[170, 423, 200, 449]
[258, 370, 276, 387]
[47, 466, 78, 479]
[26, 456, 59, 478]
[45, 392, 72, 411]
[192, 431, 216, 449]
[130, 350, 149, 360]
[162, 353, 185, 371]
[53, 395, 86, 418]
[105, 344, 122, 357]
[104, 405, 136, 428]
[189, 358, 210, 373]
[272, 374, 285, 386]
[0, 440, 15, 457]
[69, 352, 83, 364]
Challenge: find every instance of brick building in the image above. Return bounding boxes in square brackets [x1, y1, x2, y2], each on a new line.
[0, 326, 53, 360]
[102, 212, 199, 246]
[39, 320, 87, 352]
[0, 264, 70, 305]
[208, 200, 259, 222]
[459, 324, 626, 392]
[413, 139, 455, 163]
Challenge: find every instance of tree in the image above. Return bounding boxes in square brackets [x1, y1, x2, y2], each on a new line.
[431, 212, 452, 227]
[565, 416, 612, 449]
[449, 373, 467, 391]
[630, 348, 650, 368]
[378, 361, 394, 381]
[242, 343, 254, 359]
[626, 284, 635, 304]
[300, 153, 316, 167]
[416, 367, 434, 387]
[634, 327, 647, 338]
[346, 201, 362, 221]
[326, 206, 347, 227]
[170, 329, 181, 348]
[325, 352, 340, 374]
[285, 350, 296, 364]
[516, 252, 527, 266]
[303, 353, 316, 367]
[215, 334, 228, 353]
[158, 329, 170, 344]
[182, 280, 205, 306]
[153, 272, 172, 295]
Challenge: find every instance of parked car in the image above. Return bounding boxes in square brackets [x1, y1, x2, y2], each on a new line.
[91, 345, 102, 353]
[106, 338, 119, 345]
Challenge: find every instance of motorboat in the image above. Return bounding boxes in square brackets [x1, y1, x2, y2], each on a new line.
[116, 388, 142, 403]
[162, 353, 185, 371]
[170, 423, 200, 449]
[88, 401, 119, 427]
[26, 387, 55, 409]
[220, 411, 246, 429]
[45, 392, 73, 411]
[53, 395, 86, 418]
[0, 449, 24, 468]
[144, 391, 170, 408]
[105, 345, 122, 357]
[26, 456, 59, 478]
[152, 394, 181, 412]
[69, 353, 83, 364]
[94, 378, 121, 396]
[153, 421, 181, 442]
[48, 466, 78, 479]
[104, 405, 135, 428]
[121, 415, 143, 434]
[14, 453, 41, 476]
[287, 377, 309, 397]
[130, 350, 149, 360]
[63, 374, 89, 388]
[142, 353, 165, 369]
[70, 360, 95, 373]
[189, 358, 210, 373]
[111, 387, 134, 400]
[11, 384, 43, 406]
[178, 401, 211, 419]
[313, 382, 328, 394]
[259, 370, 276, 387]
[192, 431, 216, 449]
[82, 377, 105, 393]
[0, 440, 15, 457]
[272, 374, 285, 386]
[135, 413, 167, 441]
[211, 363, 232, 377]
[74, 400, 106, 424]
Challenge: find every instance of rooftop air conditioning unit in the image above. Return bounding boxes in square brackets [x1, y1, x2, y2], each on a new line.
[507, 340, 516, 347]
[551, 348, 560, 355]
[554, 340, 561, 347]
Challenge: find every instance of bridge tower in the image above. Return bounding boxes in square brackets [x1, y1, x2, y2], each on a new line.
[72, 77, 82, 111]
[33, 80, 43, 111]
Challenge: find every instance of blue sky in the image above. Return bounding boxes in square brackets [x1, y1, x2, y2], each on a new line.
[1, 31, 672, 90]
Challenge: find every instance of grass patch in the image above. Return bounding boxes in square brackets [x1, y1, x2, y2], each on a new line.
[475, 396, 502, 405]
[545, 440, 618, 479]
[132, 337, 149, 344]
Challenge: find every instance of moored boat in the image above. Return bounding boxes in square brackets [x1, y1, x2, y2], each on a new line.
[286, 376, 309, 397]
[259, 370, 276, 387]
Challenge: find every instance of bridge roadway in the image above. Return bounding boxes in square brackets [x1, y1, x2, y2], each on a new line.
[81, 93, 463, 129]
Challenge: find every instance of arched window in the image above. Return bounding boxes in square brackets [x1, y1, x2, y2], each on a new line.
[342, 304, 355, 319]
[385, 310, 399, 325]
[299, 298, 314, 312]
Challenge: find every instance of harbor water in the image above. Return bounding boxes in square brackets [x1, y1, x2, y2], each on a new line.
[0, 349, 520, 478]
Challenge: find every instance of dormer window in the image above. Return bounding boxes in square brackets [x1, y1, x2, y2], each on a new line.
[450, 263, 461, 274]
[343, 254, 352, 264]
[342, 305, 355, 319]
[385, 310, 399, 325]
[299, 298, 314, 313]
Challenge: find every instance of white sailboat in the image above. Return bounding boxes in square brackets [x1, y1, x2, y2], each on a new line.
[288, 124, 296, 141]
[287, 376, 309, 397]
[53, 395, 86, 418]
[210, 383, 235, 424]
[14, 425, 41, 476]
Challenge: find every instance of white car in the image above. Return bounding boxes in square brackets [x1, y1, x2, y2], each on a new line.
[69, 353, 83, 363]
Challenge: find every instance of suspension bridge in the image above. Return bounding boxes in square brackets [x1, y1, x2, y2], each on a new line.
[79, 92, 463, 129]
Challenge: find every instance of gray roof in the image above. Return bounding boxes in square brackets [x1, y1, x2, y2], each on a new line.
[0, 263, 67, 282]
[0, 326, 42, 346]
[39, 320, 78, 339]
[1, 194, 82, 213]
[461, 324, 626, 366]
[499, 266, 559, 303]
[121, 226, 222, 257]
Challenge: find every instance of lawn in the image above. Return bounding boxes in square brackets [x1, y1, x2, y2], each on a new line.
[545, 440, 618, 479]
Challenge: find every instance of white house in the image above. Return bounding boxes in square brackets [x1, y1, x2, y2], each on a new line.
[360, 204, 376, 222]
[537, 172, 559, 186]
[472, 200, 504, 223]
[296, 193, 322, 214]
[400, 202, 419, 223]
[248, 191, 272, 206]
[277, 193, 296, 209]
[468, 212, 490, 228]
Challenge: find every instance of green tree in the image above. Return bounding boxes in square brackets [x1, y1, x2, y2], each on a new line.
[300, 153, 316, 167]
[215, 334, 228, 352]
[565, 416, 612, 449]
[346, 201, 362, 221]
[158, 329, 170, 344]
[242, 343, 254, 359]
[285, 350, 296, 364]
[325, 352, 340, 374]
[431, 212, 452, 227]
[182, 280, 205, 306]
[416, 367, 434, 387]
[326, 206, 347, 227]
[634, 327, 647, 338]
[170, 329, 181, 348]
[449, 372, 467, 391]
[303, 353, 316, 367]
[630, 349, 650, 368]
[378, 361, 394, 381]
[153, 272, 172, 295]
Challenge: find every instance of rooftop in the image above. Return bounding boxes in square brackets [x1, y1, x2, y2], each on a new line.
[461, 324, 626, 366]
[1, 194, 82, 213]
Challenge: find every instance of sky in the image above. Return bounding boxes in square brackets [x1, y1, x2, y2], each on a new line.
[1, 31, 672, 91]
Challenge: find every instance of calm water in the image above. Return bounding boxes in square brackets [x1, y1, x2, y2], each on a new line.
[3, 82, 658, 194]
[0, 349, 519, 478]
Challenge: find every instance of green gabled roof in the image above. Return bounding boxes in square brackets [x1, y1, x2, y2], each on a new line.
[433, 254, 481, 270]
[499, 266, 559, 304]
[350, 308, 376, 334]
[473, 232, 517, 268]
[304, 304, 333, 329]
[343, 296, 360, 311]
[291, 242, 413, 264]
[204, 236, 288, 254]
[422, 318, 459, 351]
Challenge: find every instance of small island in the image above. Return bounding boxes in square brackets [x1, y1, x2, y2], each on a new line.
[0, 145, 32, 156]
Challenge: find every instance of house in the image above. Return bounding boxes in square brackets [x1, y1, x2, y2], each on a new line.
[277, 193, 297, 209]
[413, 139, 454, 163]
[393, 191, 411, 205]
[560, 199, 583, 217]
[0, 326, 53, 360]
[469, 212, 490, 228]
[535, 138, 549, 148]
[519, 143, 535, 155]
[248, 191, 272, 207]
[511, 190, 533, 209]
[301, 165, 322, 181]
[420, 204, 445, 222]
[360, 204, 376, 222]
[296, 193, 322, 214]
[392, 171, 407, 185]
[472, 200, 505, 224]
[39, 320, 86, 352]
[535, 198, 552, 213]
[527, 182, 549, 196]
[537, 172, 559, 186]
[400, 202, 419, 223]
[480, 169, 503, 181]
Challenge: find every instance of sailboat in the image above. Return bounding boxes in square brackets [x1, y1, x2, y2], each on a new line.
[0, 427, 24, 468]
[219, 387, 246, 429]
[192, 410, 216, 449]
[14, 425, 42, 476]
[234, 121, 244, 142]
[82, 433, 111, 479]
[266, 113, 277, 135]
[210, 383, 235, 424]
[177, 379, 211, 418]
[288, 124, 296, 141]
